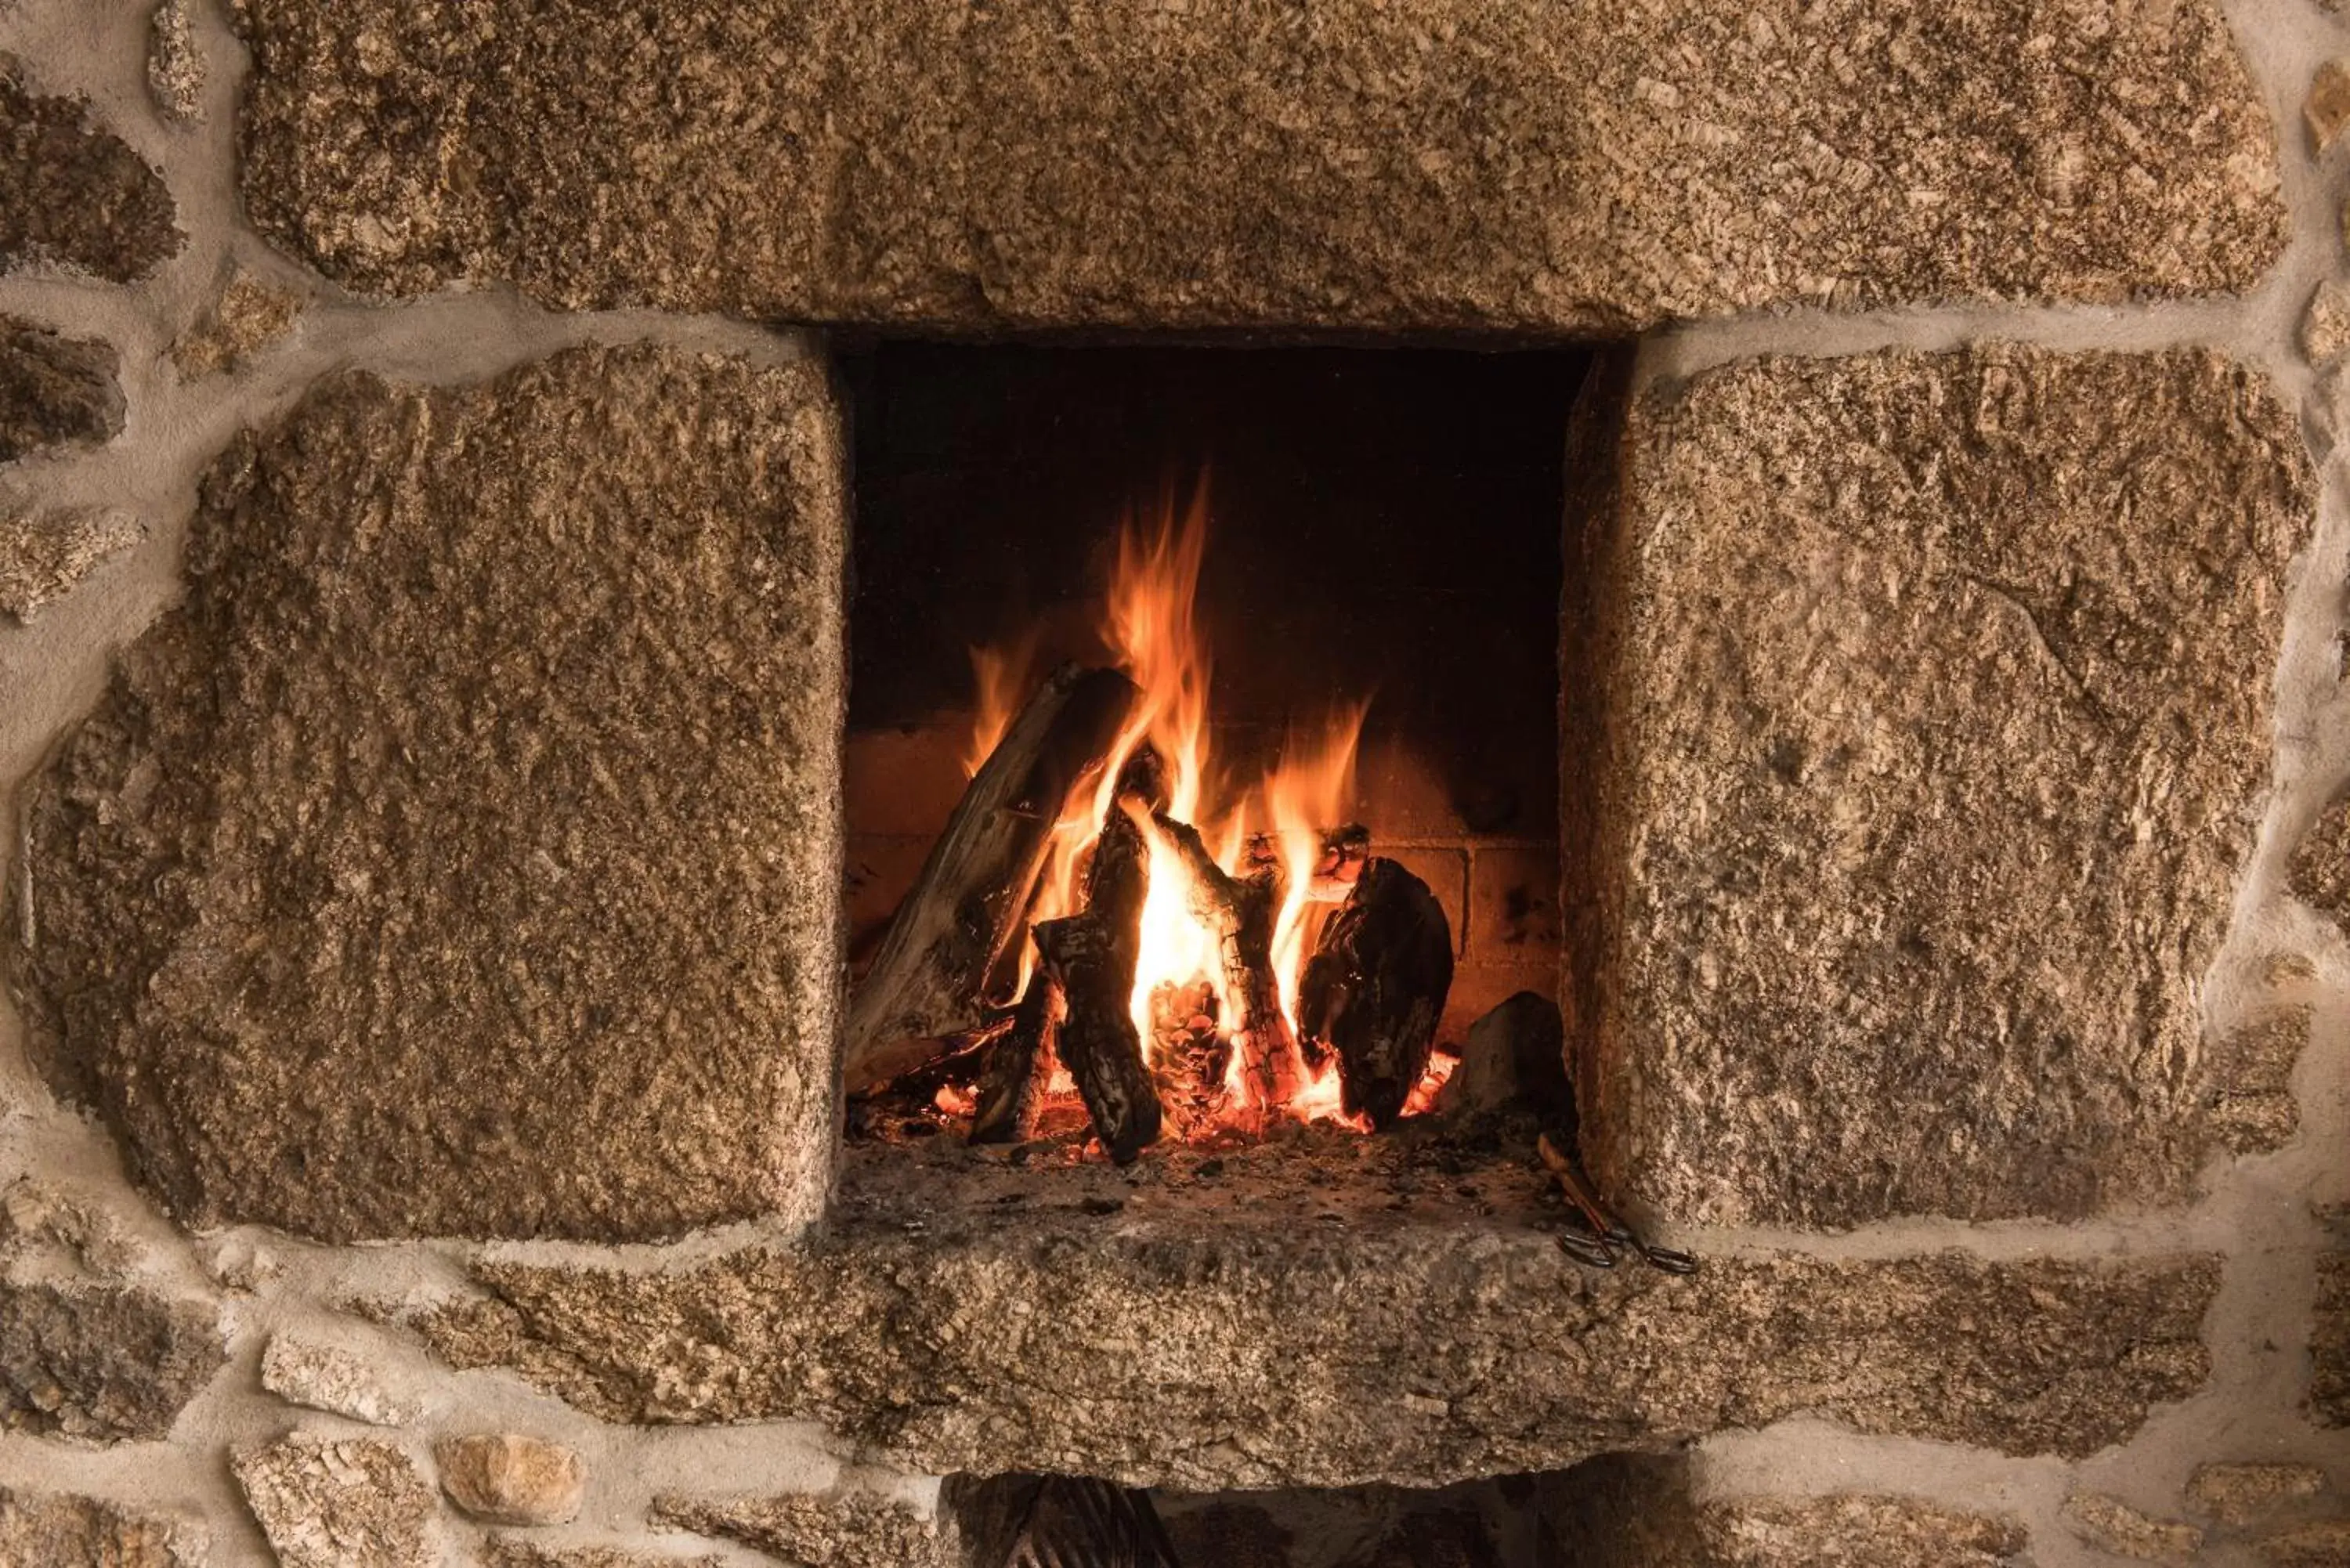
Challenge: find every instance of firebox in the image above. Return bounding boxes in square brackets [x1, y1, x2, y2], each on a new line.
[836, 342, 1614, 1239]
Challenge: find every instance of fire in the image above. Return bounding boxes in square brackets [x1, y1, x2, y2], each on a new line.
[995, 478, 1437, 1136]
[963, 632, 1041, 779]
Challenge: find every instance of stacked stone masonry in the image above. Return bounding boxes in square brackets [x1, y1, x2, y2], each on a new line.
[0, 0, 2346, 1563]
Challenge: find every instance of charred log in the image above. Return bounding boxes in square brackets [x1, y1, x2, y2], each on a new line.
[1040, 803, 1161, 1164]
[845, 665, 1139, 1091]
[1299, 857, 1454, 1129]
[969, 970, 1061, 1146]
[1309, 822, 1372, 901]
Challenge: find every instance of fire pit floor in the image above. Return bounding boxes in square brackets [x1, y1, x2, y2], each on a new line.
[833, 1113, 1563, 1240]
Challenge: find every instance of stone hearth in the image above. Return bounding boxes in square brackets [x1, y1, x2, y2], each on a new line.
[1, 0, 2347, 1564]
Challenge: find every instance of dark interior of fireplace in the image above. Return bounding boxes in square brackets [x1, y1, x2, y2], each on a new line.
[836, 341, 1610, 1234]
[945, 1457, 1675, 1568]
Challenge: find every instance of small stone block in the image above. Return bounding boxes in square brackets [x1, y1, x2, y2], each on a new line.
[2261, 1520, 2350, 1567]
[2187, 1463, 2327, 1526]
[1542, 1456, 2029, 1568]
[2063, 1493, 2203, 1563]
[0, 1281, 223, 1442]
[649, 1494, 953, 1568]
[2205, 1006, 2308, 1154]
[2315, 1250, 2350, 1428]
[261, 1332, 420, 1426]
[435, 1433, 584, 1526]
[169, 272, 302, 378]
[0, 507, 141, 622]
[147, 0, 205, 125]
[2, 54, 181, 280]
[233, 1436, 436, 1568]
[0, 1487, 203, 1568]
[481, 1542, 726, 1568]
[2290, 791, 2350, 930]
[2312, 59, 2350, 152]
[2305, 280, 2350, 367]
[0, 316, 123, 462]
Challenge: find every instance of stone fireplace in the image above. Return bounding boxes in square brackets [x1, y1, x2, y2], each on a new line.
[2, 0, 2349, 1566]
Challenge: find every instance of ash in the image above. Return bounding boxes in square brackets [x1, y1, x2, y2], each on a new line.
[836, 1105, 1564, 1239]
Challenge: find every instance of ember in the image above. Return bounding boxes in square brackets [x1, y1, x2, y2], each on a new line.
[846, 482, 1456, 1162]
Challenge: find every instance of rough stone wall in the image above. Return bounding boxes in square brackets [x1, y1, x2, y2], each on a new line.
[0, 1, 2345, 1566]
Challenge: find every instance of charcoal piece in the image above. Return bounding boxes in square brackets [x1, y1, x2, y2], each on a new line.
[970, 973, 1060, 1145]
[1299, 856, 1454, 1129]
[1036, 923, 1159, 1165]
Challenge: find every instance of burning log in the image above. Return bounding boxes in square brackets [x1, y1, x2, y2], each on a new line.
[844, 665, 1139, 1092]
[1307, 822, 1372, 903]
[1299, 856, 1455, 1129]
[968, 968, 1060, 1145]
[1152, 812, 1300, 1122]
[1037, 797, 1162, 1163]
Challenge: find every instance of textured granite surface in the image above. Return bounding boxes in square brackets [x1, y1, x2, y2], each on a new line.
[7, 345, 845, 1242]
[0, 1486, 204, 1567]
[0, 1280, 222, 1443]
[233, 1436, 436, 1568]
[0, 316, 122, 463]
[1589, 345, 2308, 1226]
[404, 1216, 2216, 1490]
[233, 0, 2283, 329]
[2, 52, 179, 280]
[0, 506, 140, 621]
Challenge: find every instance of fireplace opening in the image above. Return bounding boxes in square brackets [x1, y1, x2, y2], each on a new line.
[837, 341, 1614, 1237]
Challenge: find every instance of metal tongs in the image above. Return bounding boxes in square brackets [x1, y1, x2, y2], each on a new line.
[1538, 1132, 1698, 1274]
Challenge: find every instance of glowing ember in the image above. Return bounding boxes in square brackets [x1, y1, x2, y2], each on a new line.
[966, 479, 1445, 1136]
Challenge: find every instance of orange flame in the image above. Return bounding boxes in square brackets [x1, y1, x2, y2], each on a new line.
[987, 475, 1441, 1140]
[964, 632, 1043, 779]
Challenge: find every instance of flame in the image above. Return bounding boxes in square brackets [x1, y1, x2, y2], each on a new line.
[1264, 710, 1368, 1032]
[964, 632, 1043, 779]
[988, 475, 1443, 1140]
[1401, 1051, 1457, 1118]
